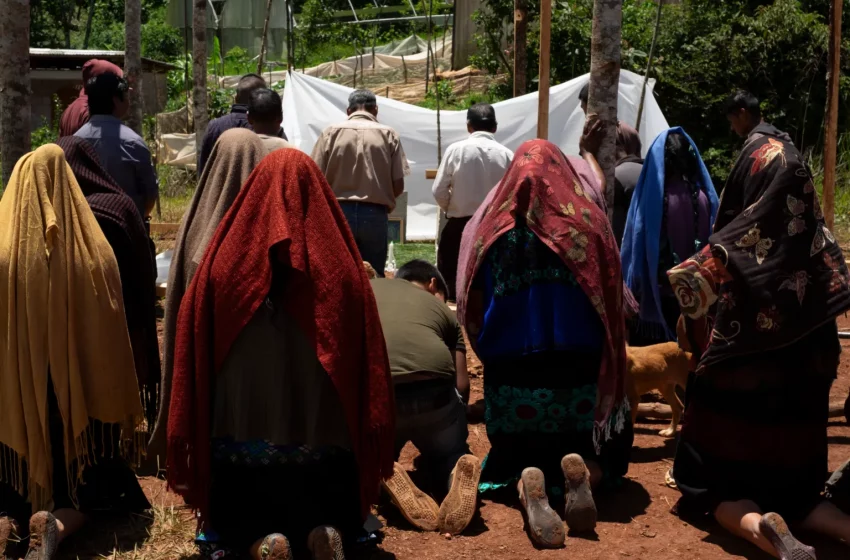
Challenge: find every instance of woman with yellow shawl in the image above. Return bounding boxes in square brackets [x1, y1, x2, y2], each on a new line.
[0, 145, 148, 560]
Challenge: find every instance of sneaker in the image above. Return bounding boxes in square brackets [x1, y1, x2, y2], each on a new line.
[826, 458, 850, 513]
[438, 455, 481, 535]
[759, 512, 816, 560]
[259, 533, 292, 560]
[382, 462, 440, 531]
[0, 516, 19, 559]
[307, 525, 345, 560]
[518, 467, 565, 548]
[23, 512, 57, 560]
[561, 454, 597, 533]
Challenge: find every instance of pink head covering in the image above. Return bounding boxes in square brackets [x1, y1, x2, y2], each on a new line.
[82, 59, 124, 83]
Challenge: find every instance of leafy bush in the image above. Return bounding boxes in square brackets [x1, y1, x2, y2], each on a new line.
[472, 0, 844, 185]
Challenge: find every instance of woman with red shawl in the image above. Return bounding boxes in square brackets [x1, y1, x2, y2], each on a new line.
[166, 149, 395, 560]
[457, 139, 632, 548]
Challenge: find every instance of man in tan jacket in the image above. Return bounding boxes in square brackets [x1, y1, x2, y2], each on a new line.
[311, 90, 410, 275]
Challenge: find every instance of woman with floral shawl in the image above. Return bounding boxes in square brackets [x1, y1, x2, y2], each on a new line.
[621, 128, 718, 344]
[457, 139, 632, 548]
[669, 111, 850, 559]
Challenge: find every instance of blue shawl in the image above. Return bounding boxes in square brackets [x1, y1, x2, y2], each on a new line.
[620, 127, 719, 340]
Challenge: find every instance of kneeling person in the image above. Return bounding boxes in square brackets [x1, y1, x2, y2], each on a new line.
[371, 260, 480, 534]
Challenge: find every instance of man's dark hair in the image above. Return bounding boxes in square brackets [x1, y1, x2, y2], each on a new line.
[467, 103, 497, 132]
[85, 72, 128, 115]
[248, 88, 283, 123]
[236, 73, 267, 104]
[724, 90, 760, 120]
[578, 83, 589, 104]
[348, 89, 378, 112]
[396, 259, 449, 298]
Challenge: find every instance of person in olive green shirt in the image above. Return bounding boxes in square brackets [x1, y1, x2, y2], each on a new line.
[371, 260, 480, 535]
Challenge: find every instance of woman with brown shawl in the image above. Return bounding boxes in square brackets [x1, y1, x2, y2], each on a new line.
[0, 145, 148, 560]
[166, 149, 395, 560]
[57, 136, 160, 426]
[148, 128, 268, 458]
[457, 139, 632, 548]
[669, 112, 850, 558]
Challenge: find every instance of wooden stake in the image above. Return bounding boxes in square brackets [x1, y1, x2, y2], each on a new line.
[513, 0, 527, 96]
[257, 0, 274, 74]
[635, 0, 662, 132]
[537, 0, 551, 139]
[824, 0, 842, 231]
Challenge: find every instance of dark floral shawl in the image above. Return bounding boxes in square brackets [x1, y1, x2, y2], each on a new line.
[457, 139, 628, 449]
[58, 136, 161, 424]
[668, 125, 850, 370]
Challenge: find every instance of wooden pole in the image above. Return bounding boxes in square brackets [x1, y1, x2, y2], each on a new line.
[513, 0, 527, 96]
[635, 0, 662, 132]
[823, 0, 842, 231]
[537, 0, 551, 139]
[258, 0, 274, 74]
[193, 0, 209, 148]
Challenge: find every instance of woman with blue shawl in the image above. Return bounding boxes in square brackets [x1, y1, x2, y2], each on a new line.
[620, 128, 719, 345]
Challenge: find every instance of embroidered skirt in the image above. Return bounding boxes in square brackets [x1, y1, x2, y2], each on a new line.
[478, 350, 633, 498]
[674, 325, 839, 521]
[207, 439, 362, 554]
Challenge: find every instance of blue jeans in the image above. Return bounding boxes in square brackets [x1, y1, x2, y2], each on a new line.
[339, 201, 388, 276]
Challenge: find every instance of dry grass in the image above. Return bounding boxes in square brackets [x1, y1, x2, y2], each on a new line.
[55, 499, 199, 560]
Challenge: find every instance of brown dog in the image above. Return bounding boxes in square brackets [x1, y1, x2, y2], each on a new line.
[626, 342, 692, 437]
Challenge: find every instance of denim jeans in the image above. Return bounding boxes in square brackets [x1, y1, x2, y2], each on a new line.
[394, 379, 470, 490]
[338, 201, 388, 276]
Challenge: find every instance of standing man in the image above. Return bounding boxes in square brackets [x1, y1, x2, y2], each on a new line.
[432, 103, 513, 301]
[247, 88, 292, 154]
[75, 72, 159, 225]
[197, 73, 285, 173]
[59, 59, 124, 138]
[311, 89, 410, 275]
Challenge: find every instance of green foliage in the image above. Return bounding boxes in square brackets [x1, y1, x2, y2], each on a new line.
[472, 0, 845, 185]
[31, 95, 63, 149]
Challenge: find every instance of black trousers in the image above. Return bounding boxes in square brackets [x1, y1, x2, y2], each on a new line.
[437, 216, 471, 301]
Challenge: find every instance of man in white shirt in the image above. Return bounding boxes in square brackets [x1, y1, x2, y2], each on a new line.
[432, 103, 513, 300]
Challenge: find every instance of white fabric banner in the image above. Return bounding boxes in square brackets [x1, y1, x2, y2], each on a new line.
[283, 69, 670, 240]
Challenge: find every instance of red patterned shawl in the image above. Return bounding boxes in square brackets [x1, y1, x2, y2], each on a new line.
[457, 139, 628, 447]
[167, 149, 395, 521]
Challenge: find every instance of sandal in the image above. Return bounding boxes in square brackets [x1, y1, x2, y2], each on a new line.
[307, 525, 345, 560]
[561, 454, 597, 533]
[438, 454, 481, 535]
[759, 512, 816, 560]
[382, 462, 440, 531]
[518, 467, 564, 548]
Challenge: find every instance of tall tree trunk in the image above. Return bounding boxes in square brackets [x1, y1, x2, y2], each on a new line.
[124, 0, 143, 134]
[257, 0, 274, 75]
[588, 0, 622, 195]
[513, 0, 527, 96]
[193, 0, 209, 147]
[83, 0, 96, 49]
[823, 0, 842, 230]
[0, 0, 31, 185]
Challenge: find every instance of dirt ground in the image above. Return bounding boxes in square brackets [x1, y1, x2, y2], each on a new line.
[51, 315, 850, 560]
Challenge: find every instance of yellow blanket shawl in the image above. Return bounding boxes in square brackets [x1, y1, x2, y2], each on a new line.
[0, 144, 143, 512]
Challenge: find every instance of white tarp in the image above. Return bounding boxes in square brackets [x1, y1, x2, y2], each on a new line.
[220, 35, 452, 87]
[282, 69, 669, 240]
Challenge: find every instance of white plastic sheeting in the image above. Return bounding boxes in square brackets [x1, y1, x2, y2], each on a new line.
[220, 35, 452, 87]
[282, 69, 670, 240]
